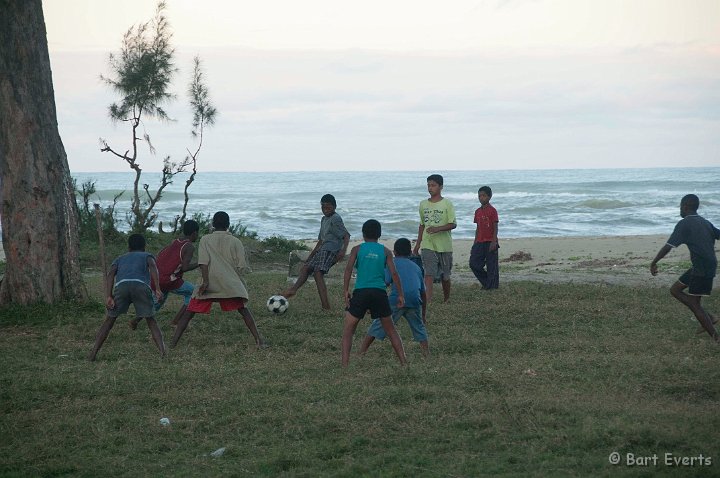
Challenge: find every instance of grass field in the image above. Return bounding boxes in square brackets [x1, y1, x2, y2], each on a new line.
[1, 270, 719, 477]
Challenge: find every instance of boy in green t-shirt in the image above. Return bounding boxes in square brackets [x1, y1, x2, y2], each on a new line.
[412, 174, 456, 303]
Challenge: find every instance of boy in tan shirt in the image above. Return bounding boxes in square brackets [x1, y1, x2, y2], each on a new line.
[170, 211, 266, 348]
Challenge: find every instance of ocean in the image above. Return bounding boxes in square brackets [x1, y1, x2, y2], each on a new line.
[73, 168, 720, 240]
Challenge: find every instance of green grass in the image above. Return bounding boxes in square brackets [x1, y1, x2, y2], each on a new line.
[1, 272, 719, 476]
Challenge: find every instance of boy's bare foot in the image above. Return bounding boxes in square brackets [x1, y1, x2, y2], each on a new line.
[257, 341, 269, 350]
[281, 289, 296, 299]
[695, 313, 718, 334]
[128, 319, 139, 330]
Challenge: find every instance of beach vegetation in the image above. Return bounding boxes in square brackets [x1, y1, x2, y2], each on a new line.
[99, 1, 216, 233]
[0, 272, 718, 476]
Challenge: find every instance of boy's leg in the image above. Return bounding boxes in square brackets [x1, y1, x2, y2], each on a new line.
[341, 312, 361, 367]
[379, 316, 407, 365]
[696, 312, 718, 334]
[170, 282, 194, 325]
[170, 309, 196, 347]
[170, 305, 187, 326]
[282, 265, 312, 298]
[359, 335, 375, 354]
[238, 307, 267, 347]
[670, 282, 719, 340]
[314, 271, 331, 310]
[359, 316, 389, 354]
[469, 242, 488, 287]
[423, 275, 434, 304]
[145, 317, 167, 357]
[486, 247, 499, 289]
[441, 279, 451, 303]
[88, 314, 117, 361]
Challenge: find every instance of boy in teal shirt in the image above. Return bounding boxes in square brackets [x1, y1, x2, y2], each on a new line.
[341, 220, 407, 367]
[360, 238, 429, 357]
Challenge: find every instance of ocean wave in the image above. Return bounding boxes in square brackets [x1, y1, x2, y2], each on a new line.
[576, 199, 633, 209]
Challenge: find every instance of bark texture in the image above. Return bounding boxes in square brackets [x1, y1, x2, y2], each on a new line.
[0, 0, 87, 304]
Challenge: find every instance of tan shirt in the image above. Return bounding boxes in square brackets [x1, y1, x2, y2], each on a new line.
[193, 231, 250, 300]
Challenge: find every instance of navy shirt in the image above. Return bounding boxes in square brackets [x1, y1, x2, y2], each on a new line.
[667, 215, 720, 277]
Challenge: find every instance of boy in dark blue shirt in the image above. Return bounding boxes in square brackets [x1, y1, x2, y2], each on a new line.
[651, 194, 720, 342]
[89, 234, 164, 361]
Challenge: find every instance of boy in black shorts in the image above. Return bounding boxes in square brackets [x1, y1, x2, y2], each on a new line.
[651, 194, 720, 342]
[341, 220, 407, 367]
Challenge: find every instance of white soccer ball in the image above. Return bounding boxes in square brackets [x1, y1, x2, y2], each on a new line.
[266, 295, 289, 315]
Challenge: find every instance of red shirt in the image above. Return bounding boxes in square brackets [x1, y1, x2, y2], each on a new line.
[156, 239, 191, 291]
[473, 204, 499, 243]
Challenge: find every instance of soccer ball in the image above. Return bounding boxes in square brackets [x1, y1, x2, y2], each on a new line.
[266, 295, 289, 315]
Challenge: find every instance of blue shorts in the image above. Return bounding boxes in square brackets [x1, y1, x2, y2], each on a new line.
[154, 281, 194, 311]
[366, 306, 428, 342]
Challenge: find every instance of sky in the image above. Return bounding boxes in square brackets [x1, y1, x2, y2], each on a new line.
[43, 0, 720, 172]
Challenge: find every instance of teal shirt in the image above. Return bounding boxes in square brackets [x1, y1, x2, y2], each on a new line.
[354, 242, 387, 290]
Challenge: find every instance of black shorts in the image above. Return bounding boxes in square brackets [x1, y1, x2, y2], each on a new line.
[679, 269, 714, 296]
[346, 288, 392, 320]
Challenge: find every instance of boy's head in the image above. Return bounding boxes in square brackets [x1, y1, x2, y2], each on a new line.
[393, 238, 412, 257]
[183, 219, 200, 240]
[212, 211, 230, 230]
[128, 233, 146, 252]
[426, 174, 444, 197]
[362, 219, 381, 240]
[478, 185, 492, 205]
[680, 194, 699, 217]
[321, 194, 337, 217]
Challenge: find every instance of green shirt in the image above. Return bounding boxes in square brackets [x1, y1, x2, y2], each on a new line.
[419, 197, 456, 252]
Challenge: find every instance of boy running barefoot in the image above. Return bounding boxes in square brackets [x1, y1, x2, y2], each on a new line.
[651, 194, 720, 342]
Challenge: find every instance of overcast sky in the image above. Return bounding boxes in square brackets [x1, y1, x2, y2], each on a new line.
[44, 0, 720, 172]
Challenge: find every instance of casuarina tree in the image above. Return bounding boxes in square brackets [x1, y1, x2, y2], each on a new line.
[0, 0, 87, 304]
[100, 1, 216, 233]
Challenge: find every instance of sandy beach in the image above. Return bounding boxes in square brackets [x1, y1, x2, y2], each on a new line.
[310, 234, 697, 288]
[0, 234, 701, 288]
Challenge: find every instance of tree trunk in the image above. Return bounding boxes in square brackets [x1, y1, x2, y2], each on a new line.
[0, 0, 87, 304]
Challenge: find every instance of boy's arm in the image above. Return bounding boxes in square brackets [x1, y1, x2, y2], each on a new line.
[180, 243, 198, 272]
[343, 245, 359, 307]
[490, 221, 499, 251]
[148, 257, 163, 300]
[650, 244, 673, 276]
[105, 265, 118, 308]
[413, 224, 425, 255]
[386, 248, 404, 309]
[336, 232, 350, 262]
[198, 264, 210, 295]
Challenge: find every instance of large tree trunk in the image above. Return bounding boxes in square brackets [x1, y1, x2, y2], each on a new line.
[0, 0, 86, 304]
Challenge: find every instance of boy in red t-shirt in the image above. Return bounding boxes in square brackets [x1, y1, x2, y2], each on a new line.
[469, 186, 499, 289]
